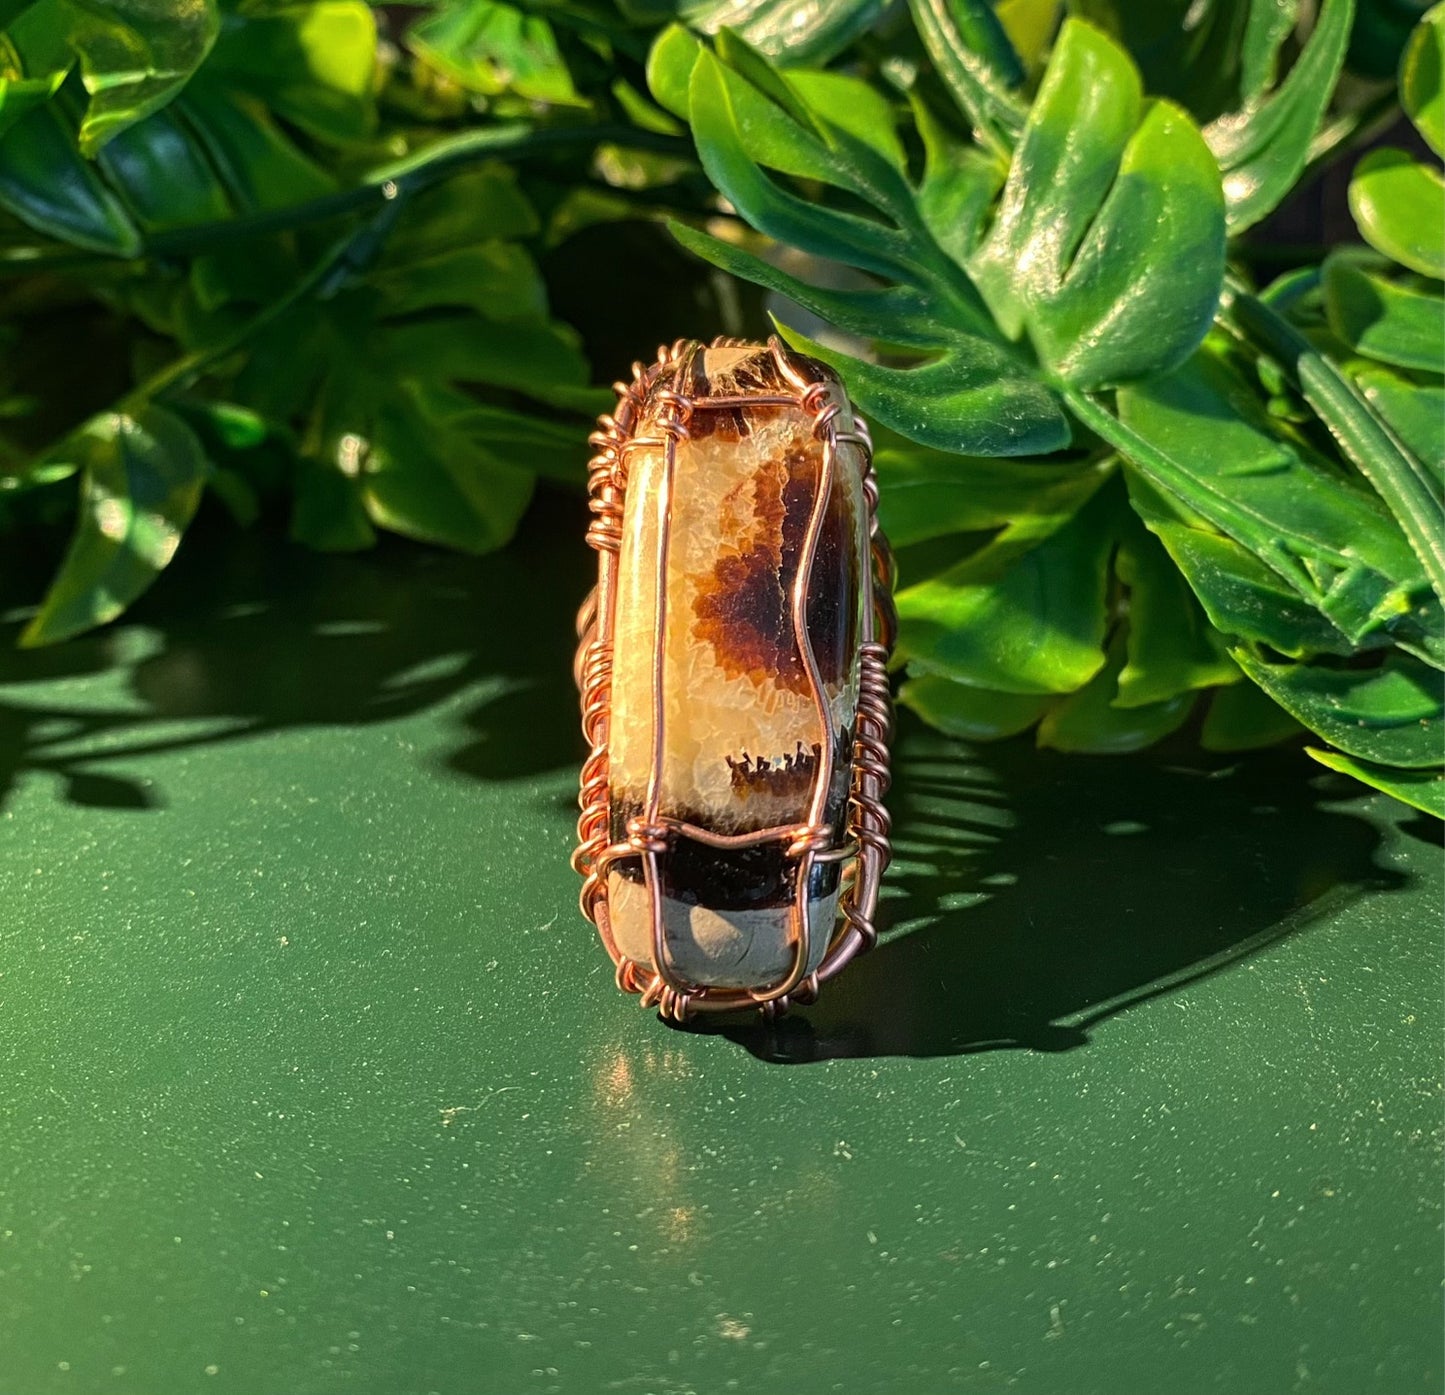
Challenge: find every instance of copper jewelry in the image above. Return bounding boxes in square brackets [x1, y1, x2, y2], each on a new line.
[573, 336, 895, 1023]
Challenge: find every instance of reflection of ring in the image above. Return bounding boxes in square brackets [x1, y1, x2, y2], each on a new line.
[572, 335, 895, 1024]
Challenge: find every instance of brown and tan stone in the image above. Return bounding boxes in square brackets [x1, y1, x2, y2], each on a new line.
[605, 343, 868, 991]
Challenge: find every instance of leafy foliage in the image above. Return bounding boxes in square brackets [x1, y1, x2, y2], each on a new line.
[0, 0, 632, 639]
[650, 0, 1443, 813]
[0, 0, 1440, 816]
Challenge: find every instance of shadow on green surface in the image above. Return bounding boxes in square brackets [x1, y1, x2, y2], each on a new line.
[0, 496, 1413, 1064]
[711, 715, 1410, 1061]
[1397, 814, 1445, 849]
[0, 491, 592, 813]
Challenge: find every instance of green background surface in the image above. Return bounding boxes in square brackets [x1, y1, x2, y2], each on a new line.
[0, 496, 1440, 1395]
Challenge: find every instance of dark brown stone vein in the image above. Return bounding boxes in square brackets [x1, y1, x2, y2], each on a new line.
[691, 444, 815, 696]
[726, 741, 820, 802]
[690, 438, 857, 697]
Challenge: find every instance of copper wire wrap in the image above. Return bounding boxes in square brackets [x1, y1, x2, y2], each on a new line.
[573, 336, 894, 1023]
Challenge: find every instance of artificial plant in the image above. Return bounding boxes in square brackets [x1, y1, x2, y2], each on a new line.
[0, 0, 1439, 813]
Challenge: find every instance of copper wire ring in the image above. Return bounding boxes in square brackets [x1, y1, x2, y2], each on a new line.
[573, 336, 895, 1020]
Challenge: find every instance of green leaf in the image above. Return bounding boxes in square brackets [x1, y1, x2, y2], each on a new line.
[668, 221, 954, 349]
[21, 403, 207, 646]
[202, 192, 589, 566]
[907, 0, 1026, 156]
[1355, 369, 1445, 476]
[384, 164, 539, 259]
[264, 314, 565, 557]
[1115, 516, 1239, 706]
[776, 320, 1071, 457]
[611, 76, 684, 137]
[895, 479, 1118, 694]
[382, 315, 590, 407]
[1204, 0, 1354, 232]
[0, 456, 78, 493]
[291, 455, 375, 552]
[1240, 0, 1303, 102]
[898, 673, 1054, 739]
[96, 105, 233, 229]
[710, 27, 832, 137]
[432, 397, 587, 486]
[1324, 252, 1445, 371]
[359, 386, 535, 554]
[646, 22, 702, 120]
[410, 1, 581, 107]
[967, 19, 1226, 388]
[971, 14, 1140, 335]
[1201, 679, 1302, 751]
[1134, 504, 1363, 658]
[661, 22, 1196, 461]
[681, 0, 887, 65]
[785, 69, 906, 169]
[682, 37, 920, 222]
[1223, 280, 1445, 609]
[203, 1, 376, 142]
[371, 242, 548, 322]
[1231, 646, 1444, 768]
[910, 93, 1006, 267]
[1349, 147, 1445, 279]
[178, 84, 334, 212]
[1306, 746, 1445, 816]
[686, 49, 918, 281]
[1401, 2, 1445, 157]
[874, 445, 1110, 548]
[1114, 352, 1437, 652]
[1037, 630, 1196, 753]
[0, 30, 67, 143]
[660, 16, 1230, 479]
[62, 0, 219, 154]
[0, 100, 140, 252]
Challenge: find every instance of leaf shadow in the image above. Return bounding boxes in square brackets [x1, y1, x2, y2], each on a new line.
[707, 713, 1411, 1063]
[0, 496, 1414, 1069]
[0, 490, 591, 813]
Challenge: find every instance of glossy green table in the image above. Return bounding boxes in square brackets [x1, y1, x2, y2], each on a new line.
[1, 501, 1439, 1395]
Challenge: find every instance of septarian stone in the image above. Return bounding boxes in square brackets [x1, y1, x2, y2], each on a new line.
[606, 343, 867, 990]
